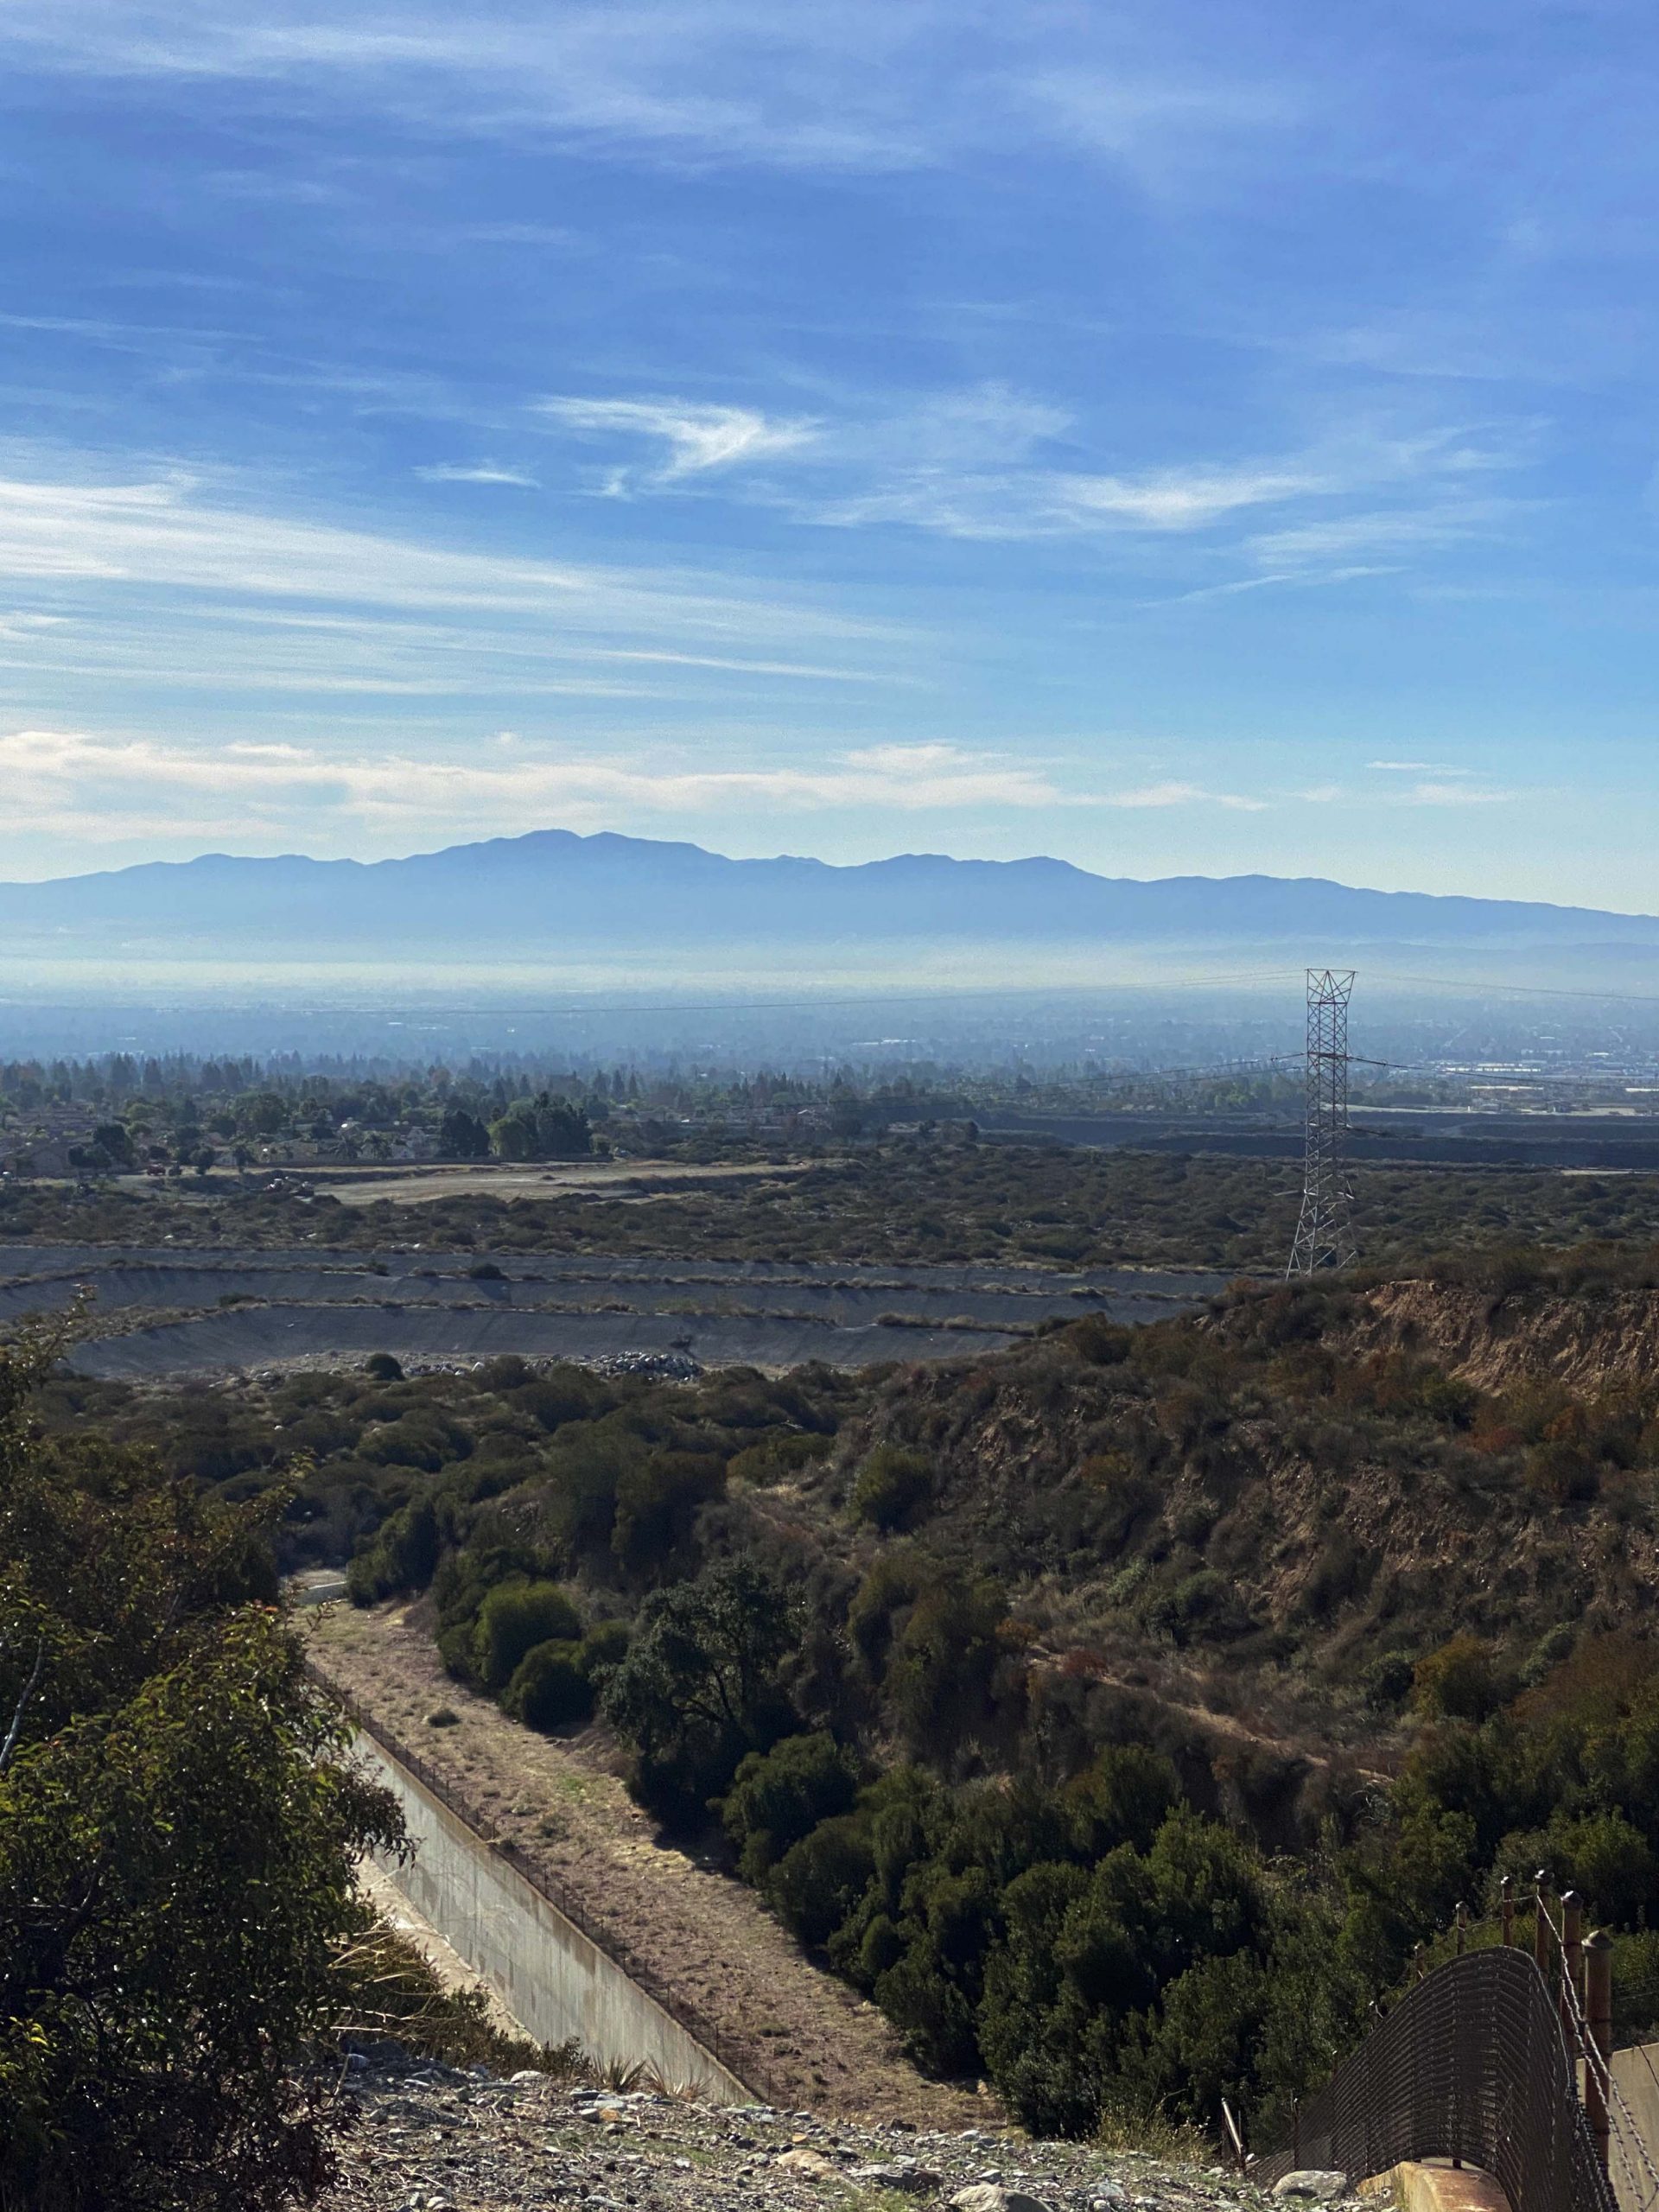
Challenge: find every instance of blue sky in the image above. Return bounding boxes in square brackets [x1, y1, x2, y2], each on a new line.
[1, 3, 1657, 905]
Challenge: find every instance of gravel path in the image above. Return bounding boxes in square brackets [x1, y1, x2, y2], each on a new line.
[309, 1606, 976, 2130]
[319, 2051, 1278, 2212]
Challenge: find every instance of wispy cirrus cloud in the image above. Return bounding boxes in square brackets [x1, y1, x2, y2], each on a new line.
[537, 397, 818, 487]
[0, 4, 1301, 184]
[1368, 759, 1475, 775]
[1102, 779, 1268, 811]
[0, 457, 893, 643]
[1367, 759, 1512, 803]
[1401, 780, 1512, 806]
[0, 724, 1283, 853]
[0, 727, 1067, 846]
[554, 379, 1523, 568]
[0, 455, 914, 727]
[414, 461, 538, 486]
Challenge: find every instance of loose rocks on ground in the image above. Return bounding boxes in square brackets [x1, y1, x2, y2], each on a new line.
[319, 2051, 1281, 2212]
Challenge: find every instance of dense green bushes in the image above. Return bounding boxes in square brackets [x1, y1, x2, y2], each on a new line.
[712, 1736, 1363, 2140]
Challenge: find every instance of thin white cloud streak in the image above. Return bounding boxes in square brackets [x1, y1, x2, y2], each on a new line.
[0, 465, 902, 668]
[1102, 779, 1267, 811]
[0, 4, 1297, 181]
[537, 397, 818, 482]
[415, 461, 538, 486]
[0, 600, 897, 703]
[0, 727, 1277, 846]
[808, 463, 1327, 540]
[0, 728, 1065, 841]
[1368, 759, 1474, 775]
[1243, 503, 1507, 565]
[1403, 780, 1511, 806]
[748, 390, 1523, 553]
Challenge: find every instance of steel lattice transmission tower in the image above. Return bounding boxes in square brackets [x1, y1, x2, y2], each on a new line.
[1287, 968, 1357, 1277]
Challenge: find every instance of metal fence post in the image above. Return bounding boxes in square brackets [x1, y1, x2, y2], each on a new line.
[1585, 1930, 1612, 2180]
[1456, 1901, 1469, 1957]
[1561, 1891, 1583, 2047]
[1535, 1870, 1553, 1976]
[1501, 1875, 1514, 1947]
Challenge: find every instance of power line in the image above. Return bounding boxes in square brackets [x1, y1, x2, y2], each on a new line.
[1369, 969, 1659, 1007]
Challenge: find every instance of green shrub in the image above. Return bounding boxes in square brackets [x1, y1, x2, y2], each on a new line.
[346, 1495, 440, 1604]
[1412, 1634, 1505, 1722]
[364, 1353, 404, 1381]
[578, 1618, 631, 1679]
[849, 1445, 934, 1532]
[766, 1815, 875, 1948]
[885, 1576, 1007, 1752]
[601, 1560, 798, 1823]
[0, 1325, 403, 2212]
[505, 1639, 594, 1732]
[721, 1732, 859, 1883]
[727, 1430, 833, 1486]
[473, 1581, 582, 1692]
[611, 1449, 725, 1580]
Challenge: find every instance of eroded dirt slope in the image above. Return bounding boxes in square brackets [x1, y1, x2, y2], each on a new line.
[1352, 1277, 1659, 1396]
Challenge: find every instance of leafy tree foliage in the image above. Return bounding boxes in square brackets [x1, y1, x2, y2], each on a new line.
[438, 1104, 491, 1159]
[488, 1092, 591, 1161]
[601, 1559, 798, 1820]
[0, 1320, 401, 2212]
[721, 1731, 859, 1882]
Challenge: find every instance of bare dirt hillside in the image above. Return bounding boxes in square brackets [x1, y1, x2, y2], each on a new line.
[308, 1603, 985, 2130]
[1351, 1276, 1659, 1396]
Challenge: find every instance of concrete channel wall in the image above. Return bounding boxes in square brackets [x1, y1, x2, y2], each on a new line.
[353, 1732, 749, 2103]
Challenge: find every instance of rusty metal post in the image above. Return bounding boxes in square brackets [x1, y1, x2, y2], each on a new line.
[1585, 1930, 1613, 2180]
[1560, 1891, 1583, 2045]
[1293, 2096, 1301, 2169]
[1456, 1901, 1468, 1957]
[1535, 1871, 1553, 1976]
[1413, 1941, 1426, 1983]
[1501, 1875, 1515, 1947]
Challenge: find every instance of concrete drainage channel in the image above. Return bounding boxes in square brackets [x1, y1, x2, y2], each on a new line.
[351, 1726, 752, 2104]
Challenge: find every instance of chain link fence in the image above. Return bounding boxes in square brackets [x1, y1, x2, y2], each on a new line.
[1255, 1949, 1616, 2212]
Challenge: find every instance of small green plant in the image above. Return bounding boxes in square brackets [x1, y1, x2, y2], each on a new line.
[849, 1445, 933, 1532]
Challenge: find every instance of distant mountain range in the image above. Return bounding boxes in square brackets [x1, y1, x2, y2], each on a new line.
[3, 829, 1656, 959]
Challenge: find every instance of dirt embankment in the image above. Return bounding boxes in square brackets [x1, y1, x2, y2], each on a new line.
[1351, 1278, 1659, 1396]
[308, 1603, 984, 2130]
